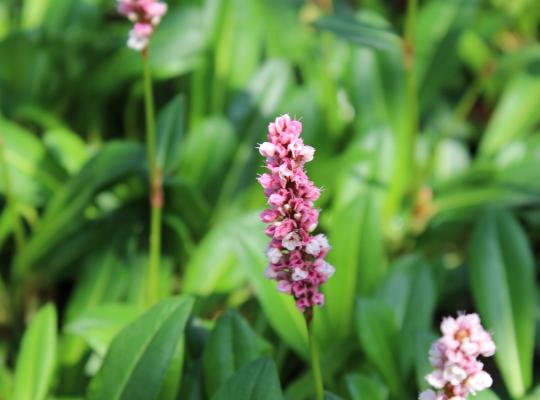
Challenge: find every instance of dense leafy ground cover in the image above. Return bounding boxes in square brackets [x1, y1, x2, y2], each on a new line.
[0, 0, 539, 399]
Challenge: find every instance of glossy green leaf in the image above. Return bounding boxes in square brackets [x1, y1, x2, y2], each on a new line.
[375, 257, 436, 377]
[480, 72, 540, 156]
[156, 94, 185, 172]
[321, 192, 386, 342]
[345, 373, 388, 400]
[43, 128, 88, 175]
[88, 296, 194, 400]
[355, 298, 401, 395]
[14, 141, 145, 279]
[474, 390, 501, 400]
[0, 118, 63, 206]
[203, 310, 264, 396]
[211, 358, 283, 400]
[313, 15, 400, 52]
[13, 304, 57, 400]
[415, 0, 480, 107]
[65, 304, 140, 357]
[469, 210, 536, 397]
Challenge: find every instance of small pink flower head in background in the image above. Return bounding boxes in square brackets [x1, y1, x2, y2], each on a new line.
[258, 114, 334, 315]
[419, 313, 496, 400]
[117, 0, 168, 52]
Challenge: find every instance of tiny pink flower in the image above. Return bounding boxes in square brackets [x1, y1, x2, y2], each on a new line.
[267, 247, 282, 264]
[117, 0, 168, 52]
[259, 142, 276, 157]
[258, 114, 333, 312]
[421, 312, 496, 400]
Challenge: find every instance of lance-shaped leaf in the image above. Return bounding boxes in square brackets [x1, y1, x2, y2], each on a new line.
[87, 296, 194, 400]
[469, 210, 536, 397]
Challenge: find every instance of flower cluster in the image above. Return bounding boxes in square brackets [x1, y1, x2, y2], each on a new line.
[419, 313, 496, 400]
[258, 114, 335, 312]
[117, 0, 168, 51]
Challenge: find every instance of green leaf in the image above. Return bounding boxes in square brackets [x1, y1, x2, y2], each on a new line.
[345, 373, 388, 400]
[313, 15, 400, 52]
[480, 72, 540, 156]
[355, 298, 401, 395]
[415, 0, 480, 107]
[156, 94, 185, 172]
[211, 358, 283, 400]
[60, 251, 128, 367]
[378, 259, 436, 377]
[320, 192, 386, 342]
[43, 128, 88, 175]
[0, 117, 63, 206]
[14, 141, 145, 279]
[203, 310, 264, 397]
[178, 116, 236, 196]
[415, 332, 438, 390]
[183, 212, 307, 358]
[65, 304, 140, 357]
[469, 210, 536, 397]
[13, 304, 57, 400]
[474, 390, 501, 400]
[87, 296, 194, 400]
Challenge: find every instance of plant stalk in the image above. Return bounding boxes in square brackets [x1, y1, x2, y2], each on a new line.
[142, 50, 163, 306]
[305, 311, 324, 400]
[0, 134, 25, 252]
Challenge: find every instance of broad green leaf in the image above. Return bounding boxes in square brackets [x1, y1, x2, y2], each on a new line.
[313, 15, 400, 51]
[355, 298, 401, 395]
[345, 373, 388, 400]
[156, 94, 185, 172]
[480, 72, 540, 156]
[43, 129, 88, 175]
[374, 257, 436, 378]
[0, 118, 63, 206]
[415, 0, 480, 107]
[65, 304, 140, 357]
[14, 141, 145, 279]
[178, 116, 236, 196]
[469, 210, 536, 397]
[415, 332, 438, 390]
[475, 390, 501, 400]
[203, 310, 264, 396]
[157, 336, 185, 400]
[211, 358, 283, 400]
[320, 192, 386, 342]
[13, 304, 57, 400]
[88, 296, 194, 400]
[61, 251, 128, 365]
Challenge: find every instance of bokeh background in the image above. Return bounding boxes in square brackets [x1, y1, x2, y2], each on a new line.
[0, 0, 539, 399]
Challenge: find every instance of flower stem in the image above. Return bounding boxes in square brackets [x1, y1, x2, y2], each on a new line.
[0, 134, 25, 252]
[305, 311, 324, 400]
[142, 50, 162, 306]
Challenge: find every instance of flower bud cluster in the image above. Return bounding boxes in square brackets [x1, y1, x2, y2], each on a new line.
[117, 0, 167, 51]
[258, 114, 334, 312]
[420, 313, 496, 400]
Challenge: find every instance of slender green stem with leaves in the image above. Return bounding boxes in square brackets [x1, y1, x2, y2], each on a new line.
[142, 51, 163, 306]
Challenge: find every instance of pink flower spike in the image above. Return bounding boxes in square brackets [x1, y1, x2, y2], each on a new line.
[117, 0, 168, 52]
[420, 312, 496, 400]
[258, 114, 333, 313]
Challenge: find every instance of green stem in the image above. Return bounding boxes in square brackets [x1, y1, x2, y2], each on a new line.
[305, 312, 324, 400]
[404, 0, 419, 185]
[143, 51, 162, 306]
[384, 0, 419, 222]
[0, 134, 25, 252]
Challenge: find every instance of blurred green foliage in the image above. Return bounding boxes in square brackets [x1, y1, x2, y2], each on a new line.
[0, 0, 539, 399]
